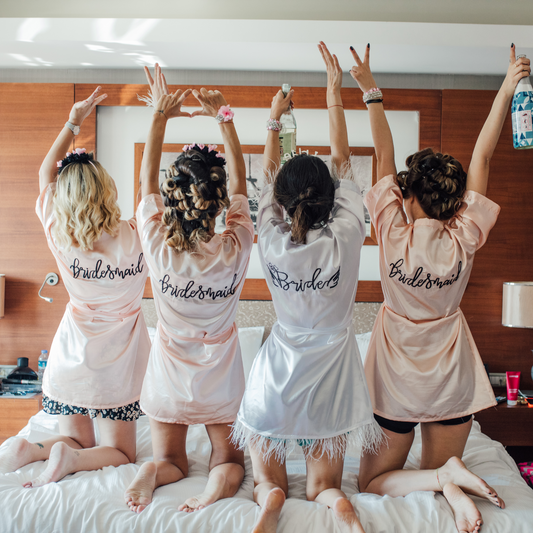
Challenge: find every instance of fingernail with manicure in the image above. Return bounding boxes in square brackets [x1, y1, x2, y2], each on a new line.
[367, 43, 370, 48]
[350, 46, 354, 51]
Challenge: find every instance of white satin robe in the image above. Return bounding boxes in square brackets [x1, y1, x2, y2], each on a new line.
[364, 175, 500, 422]
[234, 180, 384, 461]
[36, 183, 151, 409]
[137, 193, 254, 425]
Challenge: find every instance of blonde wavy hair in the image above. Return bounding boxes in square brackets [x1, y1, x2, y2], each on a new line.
[52, 158, 121, 251]
[396, 147, 467, 221]
[161, 148, 230, 253]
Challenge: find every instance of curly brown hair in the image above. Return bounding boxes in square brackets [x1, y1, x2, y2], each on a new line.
[396, 148, 467, 221]
[160, 148, 230, 253]
[273, 154, 335, 245]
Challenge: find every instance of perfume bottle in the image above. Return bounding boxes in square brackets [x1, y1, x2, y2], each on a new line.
[279, 83, 297, 163]
[512, 55, 533, 150]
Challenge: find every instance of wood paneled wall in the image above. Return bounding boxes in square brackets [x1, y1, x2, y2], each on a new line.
[442, 90, 533, 388]
[0, 84, 73, 369]
[0, 84, 531, 388]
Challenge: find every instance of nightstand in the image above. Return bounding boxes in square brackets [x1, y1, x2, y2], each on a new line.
[475, 401, 532, 446]
[0, 394, 43, 444]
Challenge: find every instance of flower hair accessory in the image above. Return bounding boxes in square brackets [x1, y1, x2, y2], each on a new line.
[181, 143, 226, 168]
[215, 105, 234, 124]
[57, 148, 97, 174]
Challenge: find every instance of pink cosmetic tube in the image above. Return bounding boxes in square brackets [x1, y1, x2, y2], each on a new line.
[506, 371, 521, 406]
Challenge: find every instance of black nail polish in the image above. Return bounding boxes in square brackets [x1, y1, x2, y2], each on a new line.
[512, 43, 514, 48]
[367, 43, 370, 48]
[350, 46, 354, 51]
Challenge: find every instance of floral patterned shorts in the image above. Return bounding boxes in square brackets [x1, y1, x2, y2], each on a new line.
[42, 395, 142, 421]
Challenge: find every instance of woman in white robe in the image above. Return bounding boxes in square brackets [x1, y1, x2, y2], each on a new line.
[233, 43, 382, 533]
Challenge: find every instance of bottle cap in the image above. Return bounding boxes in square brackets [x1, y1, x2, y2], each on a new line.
[41, 350, 48, 354]
[507, 399, 517, 406]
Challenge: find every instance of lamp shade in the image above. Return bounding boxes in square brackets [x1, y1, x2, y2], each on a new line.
[502, 282, 533, 328]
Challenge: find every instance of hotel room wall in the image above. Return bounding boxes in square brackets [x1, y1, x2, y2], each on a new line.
[0, 83, 531, 389]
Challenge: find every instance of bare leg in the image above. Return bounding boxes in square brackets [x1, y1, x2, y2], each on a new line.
[249, 442, 288, 533]
[420, 421, 504, 508]
[125, 419, 188, 513]
[178, 423, 245, 512]
[25, 415, 137, 487]
[305, 445, 365, 533]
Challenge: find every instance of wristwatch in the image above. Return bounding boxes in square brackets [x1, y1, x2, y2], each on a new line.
[65, 121, 80, 135]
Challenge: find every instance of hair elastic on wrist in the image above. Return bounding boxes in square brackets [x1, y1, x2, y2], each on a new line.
[57, 148, 97, 174]
[365, 98, 383, 106]
[266, 118, 282, 131]
[328, 104, 344, 109]
[215, 105, 234, 124]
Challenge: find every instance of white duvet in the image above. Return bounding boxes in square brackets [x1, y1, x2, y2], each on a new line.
[0, 411, 532, 533]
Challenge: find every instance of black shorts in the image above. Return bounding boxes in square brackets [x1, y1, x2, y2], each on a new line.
[374, 413, 472, 434]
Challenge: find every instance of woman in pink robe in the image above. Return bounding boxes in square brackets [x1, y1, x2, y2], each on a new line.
[124, 66, 253, 514]
[0, 87, 151, 486]
[350, 45, 530, 533]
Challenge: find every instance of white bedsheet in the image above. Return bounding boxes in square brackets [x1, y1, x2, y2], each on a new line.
[0, 412, 532, 532]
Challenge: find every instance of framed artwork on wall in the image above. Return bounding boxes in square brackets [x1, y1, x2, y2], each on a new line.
[134, 143, 377, 244]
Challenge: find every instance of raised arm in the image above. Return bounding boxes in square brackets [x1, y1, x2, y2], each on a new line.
[39, 87, 107, 192]
[318, 41, 350, 170]
[263, 89, 293, 181]
[349, 45, 396, 181]
[467, 45, 530, 195]
[192, 89, 247, 197]
[140, 64, 191, 199]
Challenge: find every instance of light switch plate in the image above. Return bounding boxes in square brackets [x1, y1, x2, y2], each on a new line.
[489, 373, 506, 387]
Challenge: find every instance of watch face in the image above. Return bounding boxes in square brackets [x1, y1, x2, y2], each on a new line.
[73, 125, 80, 135]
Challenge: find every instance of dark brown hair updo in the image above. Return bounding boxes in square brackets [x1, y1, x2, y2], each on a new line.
[274, 154, 335, 245]
[396, 147, 467, 221]
[160, 146, 230, 253]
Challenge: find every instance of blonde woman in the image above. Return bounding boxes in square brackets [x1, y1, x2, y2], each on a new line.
[0, 87, 151, 486]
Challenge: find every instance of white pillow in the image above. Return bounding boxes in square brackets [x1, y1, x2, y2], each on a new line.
[146, 325, 264, 383]
[355, 331, 372, 363]
[238, 327, 265, 383]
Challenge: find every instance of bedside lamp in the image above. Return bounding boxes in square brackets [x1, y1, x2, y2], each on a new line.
[502, 282, 533, 381]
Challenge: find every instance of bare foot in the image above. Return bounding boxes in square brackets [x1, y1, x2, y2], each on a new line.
[125, 462, 157, 513]
[440, 456, 505, 508]
[23, 442, 77, 487]
[443, 482, 482, 533]
[333, 497, 365, 533]
[252, 487, 286, 533]
[0, 438, 38, 474]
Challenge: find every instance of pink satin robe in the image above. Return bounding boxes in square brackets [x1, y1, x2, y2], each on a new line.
[364, 175, 500, 422]
[36, 183, 151, 409]
[137, 193, 254, 425]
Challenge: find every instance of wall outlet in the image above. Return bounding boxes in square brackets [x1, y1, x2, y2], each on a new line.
[489, 373, 506, 387]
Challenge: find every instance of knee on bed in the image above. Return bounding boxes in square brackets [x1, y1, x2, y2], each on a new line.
[305, 476, 342, 502]
[153, 453, 189, 478]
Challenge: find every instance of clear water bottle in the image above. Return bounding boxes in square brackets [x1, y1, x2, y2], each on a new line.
[37, 350, 48, 381]
[279, 83, 297, 163]
[512, 55, 533, 150]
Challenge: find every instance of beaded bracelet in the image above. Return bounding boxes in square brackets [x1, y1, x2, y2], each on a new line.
[365, 98, 383, 105]
[215, 105, 234, 124]
[363, 88, 383, 104]
[267, 118, 283, 132]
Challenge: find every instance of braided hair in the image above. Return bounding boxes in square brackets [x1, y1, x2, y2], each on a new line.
[273, 154, 335, 245]
[161, 145, 230, 253]
[396, 148, 467, 221]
